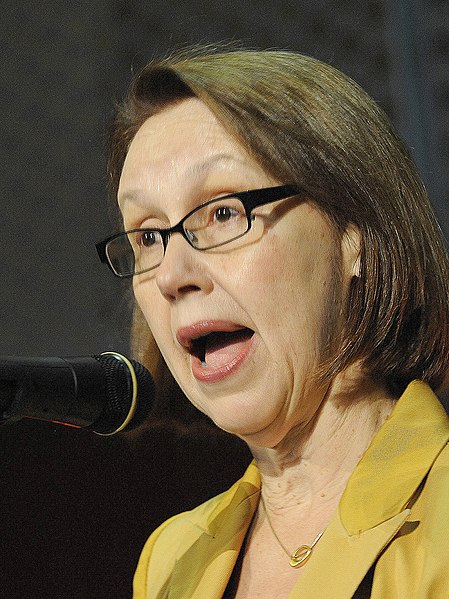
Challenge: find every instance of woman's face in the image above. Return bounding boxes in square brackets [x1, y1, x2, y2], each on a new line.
[118, 98, 359, 448]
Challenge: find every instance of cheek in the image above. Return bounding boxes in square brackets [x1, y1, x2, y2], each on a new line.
[233, 229, 334, 311]
[133, 280, 171, 347]
[239, 229, 341, 359]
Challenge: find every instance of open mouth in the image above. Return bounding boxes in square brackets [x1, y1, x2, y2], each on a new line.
[190, 328, 255, 368]
[176, 321, 256, 383]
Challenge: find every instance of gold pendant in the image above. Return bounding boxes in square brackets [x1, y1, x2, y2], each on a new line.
[289, 545, 313, 568]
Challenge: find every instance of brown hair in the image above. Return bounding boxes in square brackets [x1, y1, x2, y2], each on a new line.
[108, 46, 449, 395]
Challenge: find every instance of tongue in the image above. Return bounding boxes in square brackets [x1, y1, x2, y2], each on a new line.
[204, 329, 253, 368]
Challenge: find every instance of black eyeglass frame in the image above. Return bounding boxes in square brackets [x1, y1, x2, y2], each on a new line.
[96, 184, 303, 278]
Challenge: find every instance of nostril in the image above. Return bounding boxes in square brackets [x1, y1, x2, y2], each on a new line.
[174, 284, 202, 300]
[179, 284, 201, 293]
[162, 284, 202, 303]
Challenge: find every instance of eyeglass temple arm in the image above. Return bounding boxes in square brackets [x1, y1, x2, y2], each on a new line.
[242, 184, 303, 214]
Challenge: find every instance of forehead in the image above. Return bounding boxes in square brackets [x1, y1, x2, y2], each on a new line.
[120, 99, 255, 189]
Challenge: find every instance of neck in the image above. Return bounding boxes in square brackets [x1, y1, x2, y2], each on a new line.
[250, 369, 396, 514]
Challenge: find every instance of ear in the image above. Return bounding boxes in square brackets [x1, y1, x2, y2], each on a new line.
[341, 224, 361, 279]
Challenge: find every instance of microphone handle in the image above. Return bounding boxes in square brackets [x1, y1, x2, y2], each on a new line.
[0, 356, 107, 428]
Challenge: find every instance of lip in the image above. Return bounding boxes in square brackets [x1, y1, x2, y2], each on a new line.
[176, 320, 255, 383]
[177, 320, 247, 349]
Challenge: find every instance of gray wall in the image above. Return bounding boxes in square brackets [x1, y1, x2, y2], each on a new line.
[1, 0, 448, 358]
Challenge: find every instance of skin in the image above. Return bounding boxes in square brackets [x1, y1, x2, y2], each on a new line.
[118, 98, 396, 596]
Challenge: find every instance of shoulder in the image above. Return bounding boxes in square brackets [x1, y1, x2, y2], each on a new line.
[132, 490, 228, 598]
[132, 461, 260, 598]
[420, 440, 449, 511]
[144, 459, 260, 548]
[372, 442, 449, 596]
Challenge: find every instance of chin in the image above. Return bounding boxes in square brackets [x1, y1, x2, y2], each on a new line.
[207, 401, 287, 445]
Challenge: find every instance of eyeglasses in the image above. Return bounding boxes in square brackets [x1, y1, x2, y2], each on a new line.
[96, 184, 302, 278]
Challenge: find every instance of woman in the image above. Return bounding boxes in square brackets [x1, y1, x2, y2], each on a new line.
[97, 48, 449, 598]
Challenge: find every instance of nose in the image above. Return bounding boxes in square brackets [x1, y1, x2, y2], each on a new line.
[155, 233, 213, 303]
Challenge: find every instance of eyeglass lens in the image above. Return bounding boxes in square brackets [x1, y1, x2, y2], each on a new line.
[106, 196, 250, 276]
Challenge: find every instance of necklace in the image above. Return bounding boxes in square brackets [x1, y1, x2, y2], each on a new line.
[260, 495, 323, 568]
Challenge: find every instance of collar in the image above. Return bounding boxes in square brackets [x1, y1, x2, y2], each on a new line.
[293, 381, 449, 598]
[340, 380, 449, 534]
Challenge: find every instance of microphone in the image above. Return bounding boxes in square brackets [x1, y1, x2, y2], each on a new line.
[0, 352, 154, 435]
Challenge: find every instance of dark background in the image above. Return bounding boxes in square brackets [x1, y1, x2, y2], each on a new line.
[1, 1, 448, 597]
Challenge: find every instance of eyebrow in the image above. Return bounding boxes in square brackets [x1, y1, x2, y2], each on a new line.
[119, 152, 250, 208]
[185, 152, 248, 177]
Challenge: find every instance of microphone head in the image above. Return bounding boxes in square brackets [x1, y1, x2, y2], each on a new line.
[90, 353, 155, 435]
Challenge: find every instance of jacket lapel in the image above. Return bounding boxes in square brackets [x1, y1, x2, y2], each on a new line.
[168, 463, 261, 599]
[339, 380, 449, 535]
[291, 381, 449, 598]
[290, 508, 411, 598]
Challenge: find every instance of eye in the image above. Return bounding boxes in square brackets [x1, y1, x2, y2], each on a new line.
[138, 230, 159, 248]
[203, 199, 246, 230]
[213, 205, 240, 223]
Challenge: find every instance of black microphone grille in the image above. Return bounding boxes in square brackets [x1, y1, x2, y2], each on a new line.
[90, 353, 155, 435]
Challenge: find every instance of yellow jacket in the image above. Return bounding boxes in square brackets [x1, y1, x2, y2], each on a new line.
[133, 381, 449, 598]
